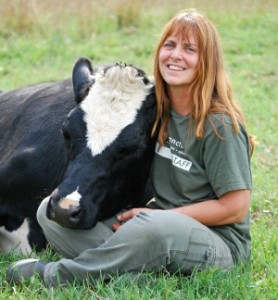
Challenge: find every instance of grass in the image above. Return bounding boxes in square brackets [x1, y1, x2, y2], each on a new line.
[0, 0, 277, 299]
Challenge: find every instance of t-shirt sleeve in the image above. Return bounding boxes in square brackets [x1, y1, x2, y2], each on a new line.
[203, 122, 252, 198]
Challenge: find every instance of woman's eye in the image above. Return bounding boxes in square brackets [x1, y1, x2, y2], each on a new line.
[163, 42, 174, 48]
[185, 46, 196, 53]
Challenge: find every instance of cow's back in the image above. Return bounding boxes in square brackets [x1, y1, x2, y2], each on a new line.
[0, 79, 74, 157]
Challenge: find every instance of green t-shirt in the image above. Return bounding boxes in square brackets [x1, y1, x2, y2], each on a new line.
[149, 110, 252, 263]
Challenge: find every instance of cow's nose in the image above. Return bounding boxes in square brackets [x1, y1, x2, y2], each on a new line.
[47, 196, 82, 229]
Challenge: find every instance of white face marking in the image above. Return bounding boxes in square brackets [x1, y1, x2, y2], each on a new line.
[58, 188, 82, 209]
[65, 188, 82, 203]
[0, 218, 32, 255]
[81, 66, 153, 156]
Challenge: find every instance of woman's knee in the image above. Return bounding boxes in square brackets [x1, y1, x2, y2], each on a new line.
[128, 210, 189, 246]
[137, 210, 195, 236]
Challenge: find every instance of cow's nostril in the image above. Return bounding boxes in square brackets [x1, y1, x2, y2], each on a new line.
[69, 206, 82, 223]
[47, 196, 83, 228]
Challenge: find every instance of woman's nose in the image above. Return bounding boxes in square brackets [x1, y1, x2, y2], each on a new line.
[170, 46, 183, 60]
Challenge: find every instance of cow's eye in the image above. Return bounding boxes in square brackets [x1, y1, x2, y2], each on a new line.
[63, 131, 70, 141]
[62, 127, 71, 145]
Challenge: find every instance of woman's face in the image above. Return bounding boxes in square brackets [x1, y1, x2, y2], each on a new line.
[158, 33, 199, 90]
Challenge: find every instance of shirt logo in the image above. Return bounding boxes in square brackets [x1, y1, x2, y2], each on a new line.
[171, 154, 192, 171]
[155, 142, 192, 171]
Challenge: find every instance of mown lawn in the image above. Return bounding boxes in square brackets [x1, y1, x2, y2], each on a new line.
[0, 0, 277, 299]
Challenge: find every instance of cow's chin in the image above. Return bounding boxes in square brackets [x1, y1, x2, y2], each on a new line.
[46, 198, 98, 229]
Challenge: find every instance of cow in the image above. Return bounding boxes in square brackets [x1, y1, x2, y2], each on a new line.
[0, 58, 157, 255]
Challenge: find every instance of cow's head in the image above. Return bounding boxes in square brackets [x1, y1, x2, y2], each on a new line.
[46, 58, 156, 229]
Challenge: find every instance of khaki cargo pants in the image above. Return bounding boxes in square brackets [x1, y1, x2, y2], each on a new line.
[37, 198, 233, 287]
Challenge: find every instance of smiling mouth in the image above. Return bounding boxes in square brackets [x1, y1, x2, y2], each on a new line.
[167, 64, 185, 71]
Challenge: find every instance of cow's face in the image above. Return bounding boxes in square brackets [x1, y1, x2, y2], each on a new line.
[46, 58, 156, 229]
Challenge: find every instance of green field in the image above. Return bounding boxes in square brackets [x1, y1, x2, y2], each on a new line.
[0, 0, 277, 299]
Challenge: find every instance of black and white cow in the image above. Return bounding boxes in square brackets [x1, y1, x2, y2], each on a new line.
[0, 58, 156, 254]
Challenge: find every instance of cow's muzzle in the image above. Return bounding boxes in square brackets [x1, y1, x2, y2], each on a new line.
[47, 196, 83, 229]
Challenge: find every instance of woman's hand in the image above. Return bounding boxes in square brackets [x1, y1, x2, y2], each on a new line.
[112, 208, 153, 231]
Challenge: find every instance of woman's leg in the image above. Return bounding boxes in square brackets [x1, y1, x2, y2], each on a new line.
[42, 210, 234, 287]
[37, 198, 117, 258]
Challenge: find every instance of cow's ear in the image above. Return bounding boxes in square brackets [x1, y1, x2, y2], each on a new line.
[72, 57, 94, 104]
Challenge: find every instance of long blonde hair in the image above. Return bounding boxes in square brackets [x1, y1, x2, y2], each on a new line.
[152, 9, 254, 154]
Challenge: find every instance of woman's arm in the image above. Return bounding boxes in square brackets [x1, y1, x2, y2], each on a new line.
[170, 189, 251, 226]
[113, 189, 251, 231]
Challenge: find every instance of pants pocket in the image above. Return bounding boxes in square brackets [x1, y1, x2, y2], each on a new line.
[185, 228, 216, 271]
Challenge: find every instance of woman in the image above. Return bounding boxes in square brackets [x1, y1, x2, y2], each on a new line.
[7, 9, 254, 287]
